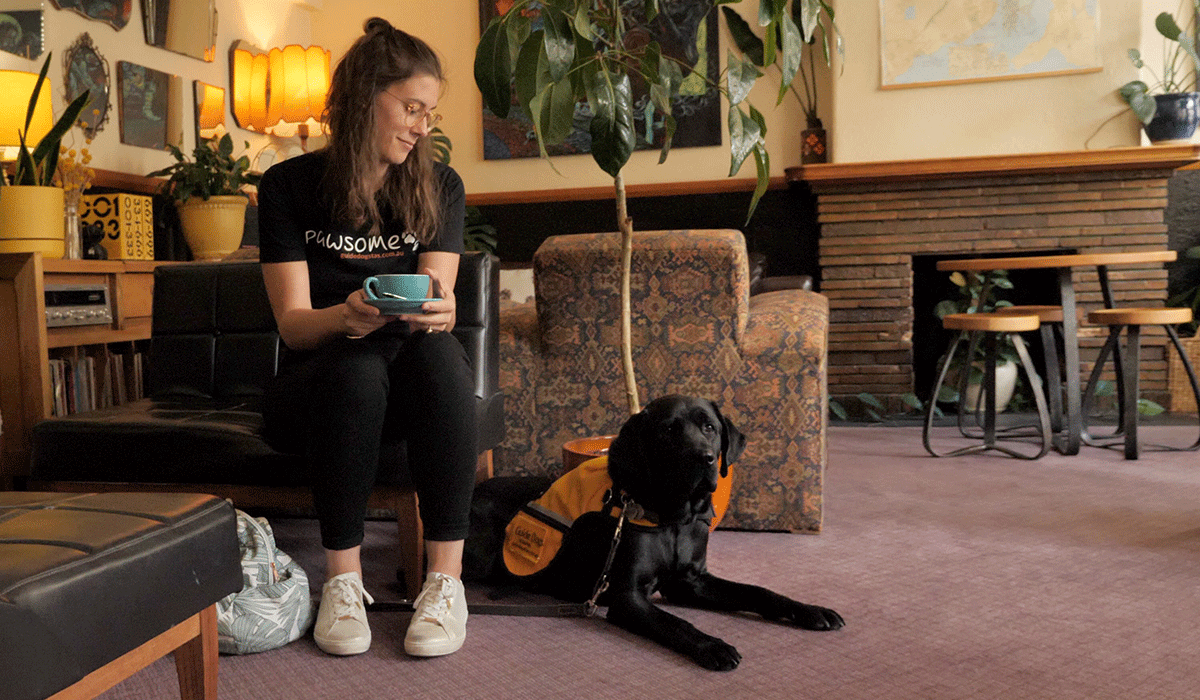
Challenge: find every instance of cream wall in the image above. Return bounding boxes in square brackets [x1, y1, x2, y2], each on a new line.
[0, 0, 317, 178]
[831, 0, 1181, 163]
[311, 0, 810, 196]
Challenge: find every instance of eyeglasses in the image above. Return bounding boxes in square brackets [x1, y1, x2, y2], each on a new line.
[380, 89, 442, 130]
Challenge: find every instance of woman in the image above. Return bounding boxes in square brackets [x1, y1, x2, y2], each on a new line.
[256, 18, 475, 658]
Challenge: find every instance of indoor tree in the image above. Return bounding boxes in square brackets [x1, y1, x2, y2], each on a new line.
[475, 0, 838, 414]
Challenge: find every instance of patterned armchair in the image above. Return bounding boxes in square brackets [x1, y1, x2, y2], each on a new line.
[497, 229, 829, 533]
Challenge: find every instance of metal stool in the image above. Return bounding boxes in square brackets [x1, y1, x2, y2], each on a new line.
[1082, 307, 1200, 459]
[924, 313, 1052, 459]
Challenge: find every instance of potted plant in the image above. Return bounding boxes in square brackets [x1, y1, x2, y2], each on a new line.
[934, 269, 1024, 412]
[0, 52, 90, 256]
[1119, 6, 1200, 142]
[147, 133, 260, 260]
[476, 0, 831, 415]
[722, 2, 842, 164]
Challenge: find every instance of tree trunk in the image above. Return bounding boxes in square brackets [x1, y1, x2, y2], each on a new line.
[615, 170, 639, 415]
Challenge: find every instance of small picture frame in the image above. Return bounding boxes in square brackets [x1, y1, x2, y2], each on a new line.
[63, 33, 110, 140]
[117, 61, 181, 151]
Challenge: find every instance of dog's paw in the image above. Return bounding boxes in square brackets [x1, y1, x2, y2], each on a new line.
[692, 638, 741, 672]
[787, 603, 845, 631]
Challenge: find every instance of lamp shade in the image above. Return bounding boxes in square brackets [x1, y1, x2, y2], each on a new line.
[196, 84, 224, 131]
[267, 45, 329, 136]
[0, 70, 53, 150]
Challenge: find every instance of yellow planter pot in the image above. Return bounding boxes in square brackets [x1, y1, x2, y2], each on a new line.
[0, 186, 65, 257]
[177, 195, 248, 261]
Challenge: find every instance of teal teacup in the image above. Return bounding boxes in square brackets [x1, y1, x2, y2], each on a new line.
[363, 274, 430, 301]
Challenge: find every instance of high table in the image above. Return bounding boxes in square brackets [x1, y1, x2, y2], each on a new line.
[937, 251, 1177, 455]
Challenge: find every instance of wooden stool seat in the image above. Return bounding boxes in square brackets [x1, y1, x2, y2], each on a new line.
[1088, 307, 1193, 327]
[994, 305, 1065, 323]
[942, 312, 1040, 333]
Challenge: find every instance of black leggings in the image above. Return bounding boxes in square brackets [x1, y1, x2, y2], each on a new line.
[263, 331, 479, 551]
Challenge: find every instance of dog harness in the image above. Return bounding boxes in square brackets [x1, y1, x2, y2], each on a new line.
[502, 455, 732, 580]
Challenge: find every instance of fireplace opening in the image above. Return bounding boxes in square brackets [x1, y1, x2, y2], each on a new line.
[911, 249, 1076, 404]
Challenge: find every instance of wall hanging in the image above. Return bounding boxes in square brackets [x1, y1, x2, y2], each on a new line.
[49, 0, 131, 31]
[879, 0, 1101, 88]
[63, 33, 110, 139]
[117, 60, 182, 150]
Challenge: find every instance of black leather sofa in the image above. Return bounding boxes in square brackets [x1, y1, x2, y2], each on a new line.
[29, 252, 504, 598]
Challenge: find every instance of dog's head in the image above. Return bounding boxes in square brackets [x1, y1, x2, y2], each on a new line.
[606, 395, 746, 524]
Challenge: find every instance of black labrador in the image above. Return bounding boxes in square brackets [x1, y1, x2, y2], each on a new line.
[465, 394, 844, 671]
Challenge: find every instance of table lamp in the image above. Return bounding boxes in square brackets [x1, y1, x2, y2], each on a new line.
[0, 69, 53, 163]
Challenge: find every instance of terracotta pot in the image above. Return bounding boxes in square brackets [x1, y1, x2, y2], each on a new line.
[177, 195, 248, 261]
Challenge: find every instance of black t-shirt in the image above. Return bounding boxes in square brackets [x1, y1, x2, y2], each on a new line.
[257, 149, 465, 311]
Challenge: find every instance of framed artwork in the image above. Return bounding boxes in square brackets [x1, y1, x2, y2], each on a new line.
[48, 0, 131, 31]
[63, 33, 110, 140]
[478, 0, 720, 161]
[117, 61, 179, 150]
[193, 80, 225, 142]
[879, 0, 1101, 88]
[0, 9, 44, 60]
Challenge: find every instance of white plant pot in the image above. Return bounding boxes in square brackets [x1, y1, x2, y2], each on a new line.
[963, 359, 1018, 413]
[177, 195, 248, 261]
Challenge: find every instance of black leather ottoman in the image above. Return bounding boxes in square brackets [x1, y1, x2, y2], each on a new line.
[0, 492, 241, 700]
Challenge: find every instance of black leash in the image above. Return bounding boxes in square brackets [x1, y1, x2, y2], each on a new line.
[360, 494, 638, 618]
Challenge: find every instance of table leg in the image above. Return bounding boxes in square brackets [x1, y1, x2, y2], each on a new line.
[1058, 267, 1081, 455]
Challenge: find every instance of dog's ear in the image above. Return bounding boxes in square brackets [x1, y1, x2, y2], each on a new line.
[709, 400, 746, 476]
[607, 408, 649, 491]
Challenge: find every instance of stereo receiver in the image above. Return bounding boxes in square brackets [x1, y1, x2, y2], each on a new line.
[44, 283, 113, 327]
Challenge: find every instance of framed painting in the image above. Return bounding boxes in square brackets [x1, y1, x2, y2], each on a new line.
[48, 0, 131, 31]
[0, 9, 44, 60]
[117, 61, 180, 150]
[478, 0, 720, 161]
[63, 33, 110, 139]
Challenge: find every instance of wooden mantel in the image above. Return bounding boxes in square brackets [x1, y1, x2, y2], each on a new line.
[785, 145, 1200, 186]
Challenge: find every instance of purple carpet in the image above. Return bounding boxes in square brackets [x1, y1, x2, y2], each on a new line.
[95, 424, 1200, 699]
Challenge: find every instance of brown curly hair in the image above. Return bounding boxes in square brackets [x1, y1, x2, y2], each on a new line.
[322, 17, 444, 242]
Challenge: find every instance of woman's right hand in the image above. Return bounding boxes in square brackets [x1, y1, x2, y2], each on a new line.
[343, 288, 394, 337]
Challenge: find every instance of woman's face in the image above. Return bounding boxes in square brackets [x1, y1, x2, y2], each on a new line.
[372, 74, 442, 168]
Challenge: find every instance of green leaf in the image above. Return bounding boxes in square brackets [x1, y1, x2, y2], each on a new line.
[1138, 398, 1165, 416]
[726, 50, 760, 106]
[1177, 32, 1200, 76]
[574, 4, 593, 40]
[644, 0, 658, 23]
[776, 11, 803, 105]
[746, 142, 769, 223]
[536, 75, 576, 145]
[475, 19, 513, 118]
[514, 30, 544, 117]
[858, 391, 884, 410]
[658, 113, 676, 164]
[217, 133, 233, 157]
[1156, 11, 1183, 41]
[828, 399, 847, 420]
[758, 0, 777, 27]
[722, 7, 764, 66]
[586, 67, 635, 178]
[727, 104, 760, 176]
[901, 393, 923, 410]
[542, 4, 575, 84]
[1127, 48, 1144, 69]
[796, 0, 821, 42]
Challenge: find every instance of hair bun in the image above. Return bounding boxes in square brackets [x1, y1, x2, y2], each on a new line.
[364, 17, 393, 33]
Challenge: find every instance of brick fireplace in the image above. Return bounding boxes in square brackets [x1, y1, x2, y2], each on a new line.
[786, 145, 1200, 412]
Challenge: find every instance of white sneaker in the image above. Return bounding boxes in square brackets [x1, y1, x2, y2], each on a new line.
[313, 572, 375, 656]
[404, 572, 468, 657]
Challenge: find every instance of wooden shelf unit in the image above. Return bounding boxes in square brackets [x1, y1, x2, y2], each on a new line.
[0, 253, 166, 488]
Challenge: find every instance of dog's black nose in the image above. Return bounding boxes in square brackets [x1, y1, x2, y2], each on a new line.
[703, 451, 716, 465]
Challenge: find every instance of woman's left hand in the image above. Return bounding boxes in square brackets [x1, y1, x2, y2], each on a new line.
[402, 265, 456, 333]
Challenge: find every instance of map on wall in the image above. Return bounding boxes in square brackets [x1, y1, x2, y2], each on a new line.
[879, 0, 1102, 88]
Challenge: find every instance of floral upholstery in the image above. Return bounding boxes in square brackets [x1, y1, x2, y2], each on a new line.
[497, 229, 829, 533]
